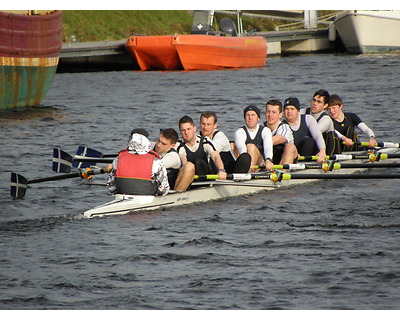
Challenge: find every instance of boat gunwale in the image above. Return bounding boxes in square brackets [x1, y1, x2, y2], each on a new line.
[334, 10, 400, 25]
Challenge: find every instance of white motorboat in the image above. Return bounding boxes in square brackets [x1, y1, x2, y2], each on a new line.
[334, 10, 400, 54]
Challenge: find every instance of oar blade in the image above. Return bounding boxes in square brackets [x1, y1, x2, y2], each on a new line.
[52, 148, 73, 173]
[74, 146, 103, 168]
[10, 173, 28, 199]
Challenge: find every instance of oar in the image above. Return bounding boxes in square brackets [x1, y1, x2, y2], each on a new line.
[345, 141, 399, 148]
[255, 163, 325, 171]
[73, 146, 104, 169]
[53, 148, 113, 173]
[77, 146, 117, 158]
[299, 152, 400, 162]
[194, 172, 400, 183]
[255, 162, 400, 172]
[10, 168, 106, 199]
[73, 156, 114, 164]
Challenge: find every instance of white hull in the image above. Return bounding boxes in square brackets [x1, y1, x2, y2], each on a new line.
[84, 180, 279, 218]
[334, 10, 400, 54]
[84, 148, 400, 218]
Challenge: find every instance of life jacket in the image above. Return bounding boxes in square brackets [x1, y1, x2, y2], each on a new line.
[242, 125, 265, 158]
[115, 149, 160, 195]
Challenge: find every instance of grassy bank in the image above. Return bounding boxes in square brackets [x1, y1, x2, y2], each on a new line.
[61, 11, 193, 42]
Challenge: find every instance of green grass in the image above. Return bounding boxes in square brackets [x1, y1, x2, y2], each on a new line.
[61, 10, 193, 42]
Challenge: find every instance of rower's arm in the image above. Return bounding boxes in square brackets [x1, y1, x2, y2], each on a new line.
[261, 128, 273, 160]
[317, 116, 334, 133]
[234, 128, 247, 154]
[306, 115, 326, 150]
[357, 122, 375, 140]
[210, 151, 227, 180]
[272, 135, 287, 145]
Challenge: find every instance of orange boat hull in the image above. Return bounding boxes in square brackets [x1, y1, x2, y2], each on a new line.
[125, 35, 182, 71]
[172, 35, 267, 70]
[125, 34, 267, 71]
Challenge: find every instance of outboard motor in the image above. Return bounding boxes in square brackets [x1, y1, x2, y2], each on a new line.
[219, 17, 237, 36]
[191, 10, 214, 34]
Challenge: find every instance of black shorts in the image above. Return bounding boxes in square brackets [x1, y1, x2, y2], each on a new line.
[273, 144, 285, 164]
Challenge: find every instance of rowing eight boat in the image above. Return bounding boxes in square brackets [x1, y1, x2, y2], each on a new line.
[83, 147, 400, 218]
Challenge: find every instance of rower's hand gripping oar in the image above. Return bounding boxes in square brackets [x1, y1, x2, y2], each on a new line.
[10, 168, 106, 200]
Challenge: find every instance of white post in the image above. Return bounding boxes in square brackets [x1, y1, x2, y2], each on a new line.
[304, 10, 318, 29]
[237, 10, 243, 36]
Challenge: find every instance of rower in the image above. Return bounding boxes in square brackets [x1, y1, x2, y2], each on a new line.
[199, 111, 250, 173]
[234, 105, 274, 171]
[327, 94, 377, 152]
[106, 129, 169, 195]
[174, 115, 227, 191]
[282, 97, 327, 163]
[301, 89, 340, 155]
[153, 128, 182, 189]
[263, 99, 298, 165]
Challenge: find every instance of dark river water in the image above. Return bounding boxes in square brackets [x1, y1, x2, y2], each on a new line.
[1, 53, 400, 310]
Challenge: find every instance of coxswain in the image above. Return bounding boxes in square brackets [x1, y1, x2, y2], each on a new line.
[106, 130, 169, 195]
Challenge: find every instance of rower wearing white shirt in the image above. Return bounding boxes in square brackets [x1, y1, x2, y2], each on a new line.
[153, 128, 182, 189]
[234, 105, 274, 171]
[200, 111, 250, 173]
[283, 97, 326, 163]
[174, 115, 227, 191]
[263, 99, 298, 164]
